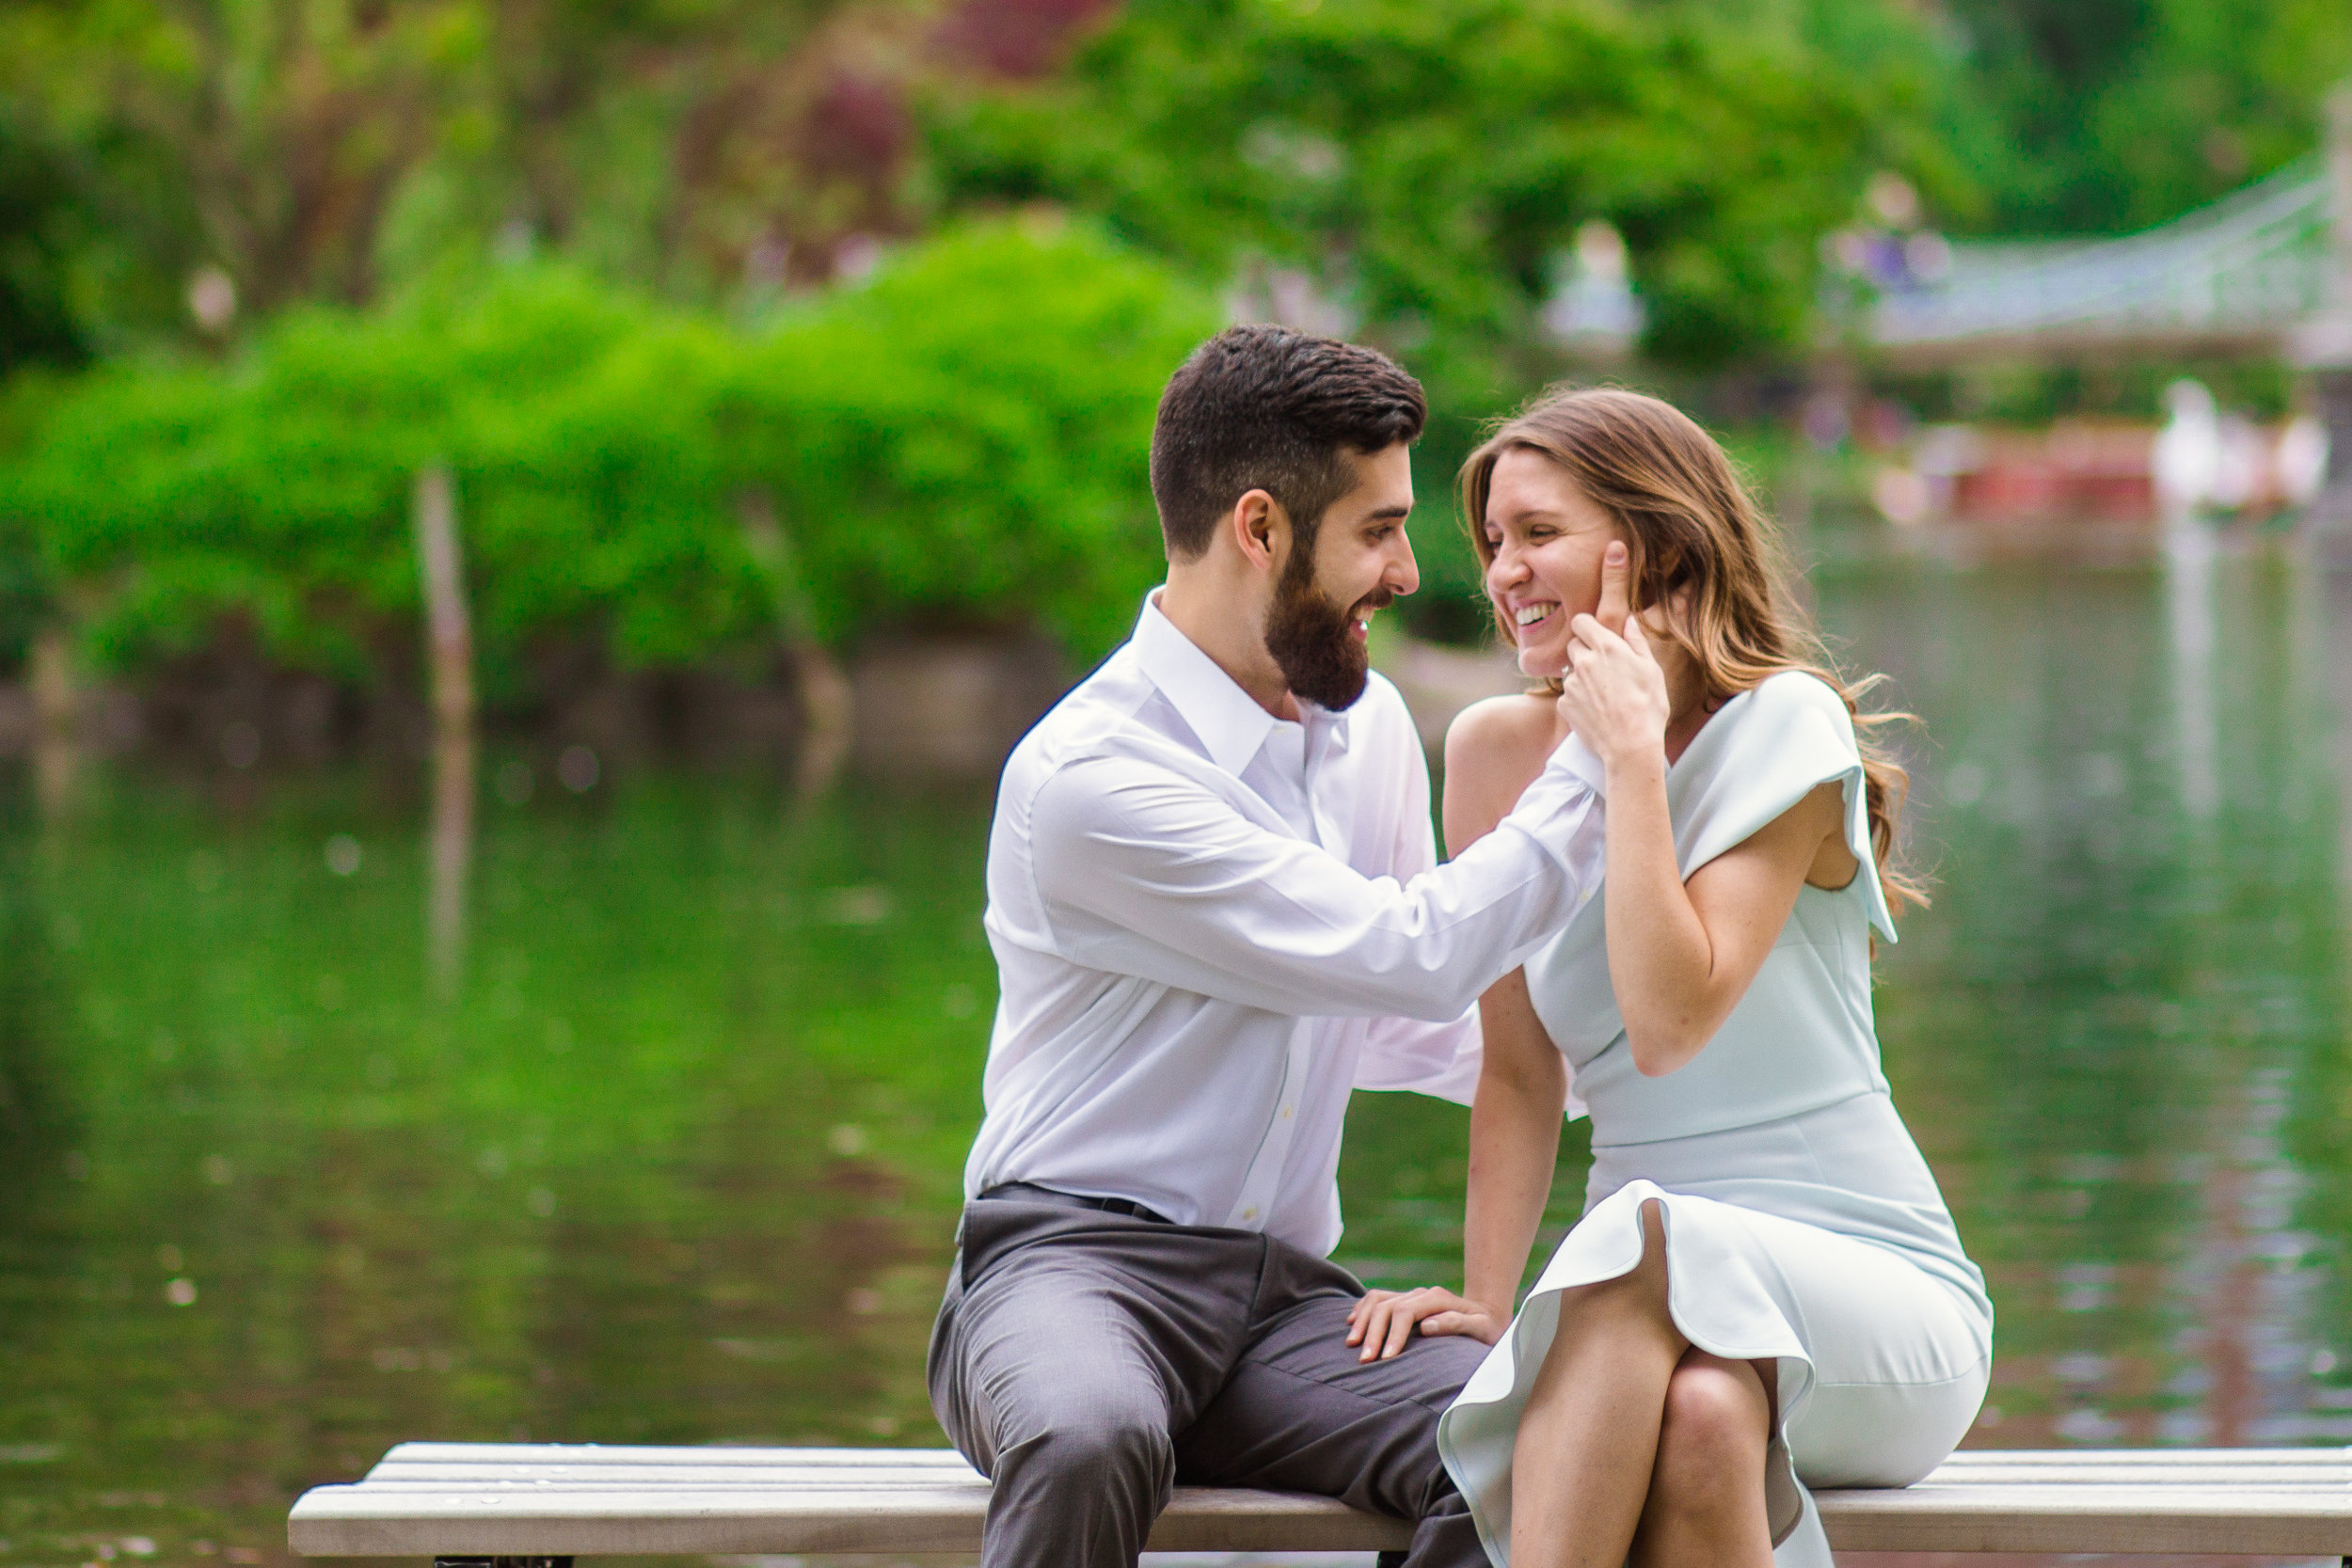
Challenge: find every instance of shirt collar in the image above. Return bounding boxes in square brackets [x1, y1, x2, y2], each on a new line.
[1131, 592, 1357, 775]
[1132, 593, 1281, 777]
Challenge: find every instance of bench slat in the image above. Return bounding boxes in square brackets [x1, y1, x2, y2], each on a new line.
[339, 1469, 2352, 1494]
[1925, 1452, 2352, 1466]
[361, 1444, 2352, 1481]
[292, 1481, 1409, 1556]
[1817, 1485, 2352, 1555]
[288, 1445, 2352, 1559]
[373, 1445, 977, 1469]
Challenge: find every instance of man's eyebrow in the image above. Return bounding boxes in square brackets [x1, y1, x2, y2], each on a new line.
[1365, 505, 1412, 522]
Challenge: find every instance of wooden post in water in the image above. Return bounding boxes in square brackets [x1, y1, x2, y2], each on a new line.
[414, 466, 476, 1000]
[28, 626, 76, 818]
[416, 466, 475, 737]
[738, 489, 852, 795]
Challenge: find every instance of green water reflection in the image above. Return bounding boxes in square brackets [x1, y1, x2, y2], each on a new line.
[3, 556, 2350, 1567]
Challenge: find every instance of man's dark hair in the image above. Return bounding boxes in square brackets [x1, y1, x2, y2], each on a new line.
[1149, 325, 1426, 562]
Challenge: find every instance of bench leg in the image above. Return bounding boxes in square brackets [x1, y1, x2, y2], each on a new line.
[432, 1558, 571, 1568]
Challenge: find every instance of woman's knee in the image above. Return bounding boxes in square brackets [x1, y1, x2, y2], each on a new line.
[1655, 1352, 1770, 1484]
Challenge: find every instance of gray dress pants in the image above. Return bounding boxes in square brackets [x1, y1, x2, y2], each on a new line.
[927, 1192, 1492, 1568]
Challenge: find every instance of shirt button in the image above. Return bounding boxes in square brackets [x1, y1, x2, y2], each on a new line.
[1280, 1104, 1295, 1119]
[1242, 1206, 1259, 1222]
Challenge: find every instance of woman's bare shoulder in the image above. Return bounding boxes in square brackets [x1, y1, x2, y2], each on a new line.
[1442, 692, 1563, 852]
[1444, 691, 1560, 773]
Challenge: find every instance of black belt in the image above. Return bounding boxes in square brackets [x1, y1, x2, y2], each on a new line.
[978, 1181, 1174, 1225]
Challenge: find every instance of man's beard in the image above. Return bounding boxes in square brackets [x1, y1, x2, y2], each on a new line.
[1264, 549, 1390, 711]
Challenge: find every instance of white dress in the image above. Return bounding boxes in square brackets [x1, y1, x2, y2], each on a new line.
[1436, 672, 1994, 1568]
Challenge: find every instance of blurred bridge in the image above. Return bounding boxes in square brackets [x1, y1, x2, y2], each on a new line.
[1866, 84, 2352, 526]
[1870, 161, 2340, 369]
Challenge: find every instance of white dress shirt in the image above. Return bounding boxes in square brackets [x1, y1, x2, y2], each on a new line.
[965, 594, 1607, 1255]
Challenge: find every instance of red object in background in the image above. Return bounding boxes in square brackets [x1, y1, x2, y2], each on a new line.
[801, 73, 913, 179]
[935, 0, 1118, 79]
[1949, 424, 2155, 523]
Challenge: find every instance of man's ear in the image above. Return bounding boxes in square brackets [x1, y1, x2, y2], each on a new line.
[1230, 488, 1288, 575]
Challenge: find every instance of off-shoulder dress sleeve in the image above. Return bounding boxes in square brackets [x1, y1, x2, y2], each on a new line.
[1672, 671, 1897, 944]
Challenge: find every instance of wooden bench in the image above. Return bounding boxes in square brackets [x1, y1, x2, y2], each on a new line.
[289, 1443, 2352, 1562]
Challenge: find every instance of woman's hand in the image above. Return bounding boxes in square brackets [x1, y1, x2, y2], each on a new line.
[1344, 1287, 1508, 1361]
[1555, 581, 1670, 772]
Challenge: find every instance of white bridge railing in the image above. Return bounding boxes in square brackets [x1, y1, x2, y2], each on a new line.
[1871, 163, 2335, 362]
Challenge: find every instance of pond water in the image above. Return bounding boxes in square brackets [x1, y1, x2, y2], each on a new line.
[4, 551, 2351, 1568]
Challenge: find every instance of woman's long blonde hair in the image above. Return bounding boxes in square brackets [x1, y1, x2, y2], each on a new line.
[1460, 386, 1926, 915]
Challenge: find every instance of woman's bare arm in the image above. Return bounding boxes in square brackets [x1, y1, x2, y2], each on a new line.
[1604, 770, 1842, 1074]
[1460, 967, 1567, 1313]
[1347, 693, 1565, 1358]
[1556, 613, 1850, 1076]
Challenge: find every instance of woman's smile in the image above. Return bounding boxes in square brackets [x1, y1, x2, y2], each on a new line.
[1501, 581, 1581, 673]
[1481, 449, 1622, 676]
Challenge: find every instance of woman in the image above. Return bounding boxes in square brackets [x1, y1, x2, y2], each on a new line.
[1344, 388, 1991, 1568]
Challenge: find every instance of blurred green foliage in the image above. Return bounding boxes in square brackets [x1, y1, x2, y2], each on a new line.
[1, 222, 1212, 692]
[919, 0, 1990, 631]
[1937, 0, 2352, 235]
[0, 109, 89, 372]
[737, 217, 1217, 657]
[1876, 357, 2301, 427]
[931, 0, 1963, 378]
[0, 0, 940, 344]
[0, 0, 2338, 369]
[0, 0, 2343, 681]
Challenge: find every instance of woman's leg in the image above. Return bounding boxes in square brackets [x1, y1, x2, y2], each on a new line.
[1629, 1349, 1776, 1568]
[1506, 1201, 1681, 1568]
[1509, 1201, 1778, 1568]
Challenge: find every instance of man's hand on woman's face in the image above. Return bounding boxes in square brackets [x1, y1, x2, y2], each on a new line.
[1343, 1286, 1507, 1361]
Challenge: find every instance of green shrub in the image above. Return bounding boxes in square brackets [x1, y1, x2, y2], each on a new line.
[730, 219, 1216, 658]
[1, 220, 1213, 703]
[16, 268, 670, 689]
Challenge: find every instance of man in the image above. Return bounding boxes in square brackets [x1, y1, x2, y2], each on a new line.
[928, 325, 1610, 1568]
